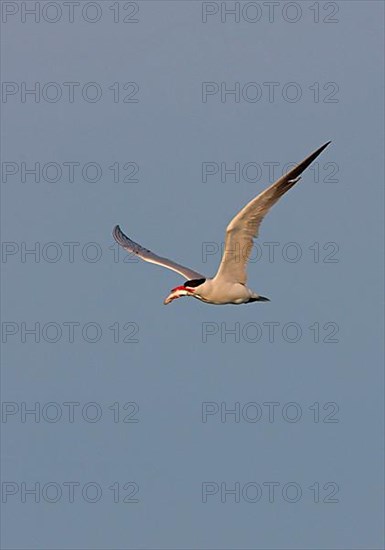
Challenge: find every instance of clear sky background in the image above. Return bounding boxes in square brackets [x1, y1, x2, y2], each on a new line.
[1, 1, 384, 549]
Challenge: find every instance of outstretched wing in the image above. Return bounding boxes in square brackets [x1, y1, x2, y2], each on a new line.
[214, 142, 331, 284]
[113, 225, 205, 280]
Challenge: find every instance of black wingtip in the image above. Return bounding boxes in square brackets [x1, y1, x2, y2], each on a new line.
[288, 141, 331, 181]
[113, 224, 123, 243]
[316, 141, 332, 155]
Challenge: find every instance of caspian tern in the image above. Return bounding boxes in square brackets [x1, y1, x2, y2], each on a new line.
[114, 142, 331, 305]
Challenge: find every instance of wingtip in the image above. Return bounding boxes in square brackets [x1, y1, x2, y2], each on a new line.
[305, 141, 332, 166]
[112, 224, 123, 242]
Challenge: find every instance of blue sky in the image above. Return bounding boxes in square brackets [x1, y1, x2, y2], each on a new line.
[1, 1, 384, 548]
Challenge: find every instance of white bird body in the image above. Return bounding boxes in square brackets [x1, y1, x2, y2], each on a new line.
[113, 142, 331, 306]
[164, 279, 257, 305]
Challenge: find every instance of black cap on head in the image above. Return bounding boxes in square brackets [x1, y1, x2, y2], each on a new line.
[184, 278, 206, 288]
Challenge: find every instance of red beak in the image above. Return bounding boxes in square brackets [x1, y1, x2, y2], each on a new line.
[171, 285, 195, 293]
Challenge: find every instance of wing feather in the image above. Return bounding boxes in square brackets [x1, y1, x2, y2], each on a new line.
[215, 142, 331, 284]
[113, 225, 205, 281]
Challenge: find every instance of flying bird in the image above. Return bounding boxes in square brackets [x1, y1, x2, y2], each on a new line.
[113, 142, 331, 305]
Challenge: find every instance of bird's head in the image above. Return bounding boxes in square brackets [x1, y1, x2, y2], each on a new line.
[164, 278, 206, 305]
